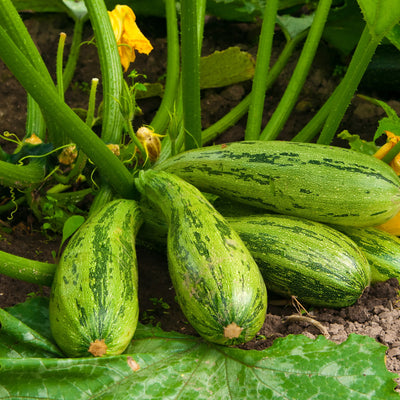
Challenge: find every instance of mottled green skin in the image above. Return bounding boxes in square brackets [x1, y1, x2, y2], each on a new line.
[335, 226, 400, 284]
[155, 141, 400, 227]
[228, 214, 371, 308]
[49, 199, 142, 357]
[136, 170, 268, 345]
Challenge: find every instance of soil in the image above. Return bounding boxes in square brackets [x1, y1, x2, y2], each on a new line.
[1, 11, 400, 391]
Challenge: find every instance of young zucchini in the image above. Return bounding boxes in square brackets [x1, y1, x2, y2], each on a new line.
[136, 170, 268, 345]
[49, 199, 142, 357]
[155, 141, 400, 227]
[334, 225, 400, 284]
[227, 214, 371, 308]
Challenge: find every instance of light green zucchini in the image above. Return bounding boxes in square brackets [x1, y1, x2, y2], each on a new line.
[135, 170, 268, 345]
[155, 141, 400, 227]
[49, 199, 142, 357]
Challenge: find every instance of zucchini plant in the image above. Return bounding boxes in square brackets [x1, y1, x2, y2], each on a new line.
[0, 0, 400, 397]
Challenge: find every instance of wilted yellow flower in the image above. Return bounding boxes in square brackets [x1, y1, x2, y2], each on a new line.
[107, 143, 120, 156]
[137, 126, 162, 162]
[24, 133, 43, 145]
[108, 5, 153, 72]
[373, 131, 400, 175]
[58, 145, 78, 165]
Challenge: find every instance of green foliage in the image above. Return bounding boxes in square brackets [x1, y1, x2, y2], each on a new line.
[337, 130, 378, 155]
[357, 0, 400, 39]
[200, 47, 255, 89]
[0, 297, 398, 399]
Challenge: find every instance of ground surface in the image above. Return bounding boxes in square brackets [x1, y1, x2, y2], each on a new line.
[1, 11, 400, 389]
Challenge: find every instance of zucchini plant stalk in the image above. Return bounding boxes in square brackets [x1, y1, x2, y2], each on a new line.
[0, 160, 44, 189]
[244, 0, 279, 141]
[150, 0, 180, 134]
[0, 250, 56, 286]
[0, 25, 137, 199]
[316, 26, 380, 144]
[206, 27, 307, 145]
[0, 0, 53, 140]
[180, 0, 205, 150]
[259, 0, 332, 141]
[84, 0, 124, 144]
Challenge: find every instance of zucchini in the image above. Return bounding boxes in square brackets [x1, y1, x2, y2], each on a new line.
[334, 225, 400, 284]
[155, 141, 400, 227]
[49, 199, 142, 357]
[136, 170, 268, 345]
[228, 214, 371, 308]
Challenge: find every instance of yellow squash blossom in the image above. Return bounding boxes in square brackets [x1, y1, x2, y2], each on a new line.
[374, 131, 400, 235]
[108, 5, 153, 71]
[373, 131, 400, 175]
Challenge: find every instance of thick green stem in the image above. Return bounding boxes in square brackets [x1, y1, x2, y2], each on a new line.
[0, 250, 56, 286]
[203, 30, 307, 144]
[150, 0, 180, 134]
[0, 25, 136, 199]
[181, 0, 204, 150]
[245, 0, 279, 140]
[0, 0, 53, 140]
[0, 160, 44, 189]
[317, 26, 379, 144]
[260, 0, 332, 141]
[84, 0, 124, 144]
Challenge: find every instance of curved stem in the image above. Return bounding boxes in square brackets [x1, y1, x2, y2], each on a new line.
[0, 25, 136, 199]
[203, 30, 307, 144]
[245, 0, 279, 140]
[150, 0, 180, 134]
[84, 0, 124, 144]
[0, 160, 44, 189]
[317, 26, 378, 144]
[260, 0, 332, 141]
[0, 250, 56, 286]
[63, 17, 86, 89]
[180, 0, 205, 150]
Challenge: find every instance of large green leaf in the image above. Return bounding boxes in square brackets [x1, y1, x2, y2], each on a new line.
[357, 0, 400, 39]
[0, 297, 398, 399]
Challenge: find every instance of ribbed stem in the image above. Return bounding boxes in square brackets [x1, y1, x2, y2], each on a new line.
[180, 0, 204, 150]
[317, 26, 379, 144]
[260, 0, 332, 141]
[84, 0, 124, 144]
[0, 250, 56, 286]
[245, 0, 279, 140]
[0, 25, 136, 199]
[203, 30, 307, 144]
[150, 0, 180, 134]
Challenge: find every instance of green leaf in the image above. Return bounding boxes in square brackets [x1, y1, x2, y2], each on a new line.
[60, 214, 85, 248]
[322, 0, 365, 55]
[375, 117, 400, 141]
[337, 130, 378, 154]
[200, 47, 255, 89]
[386, 24, 400, 51]
[0, 298, 398, 399]
[276, 13, 314, 40]
[357, 0, 400, 39]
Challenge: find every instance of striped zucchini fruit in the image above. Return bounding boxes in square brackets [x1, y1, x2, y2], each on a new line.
[155, 141, 400, 227]
[136, 170, 268, 345]
[49, 199, 142, 357]
[228, 214, 371, 307]
[335, 225, 400, 284]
